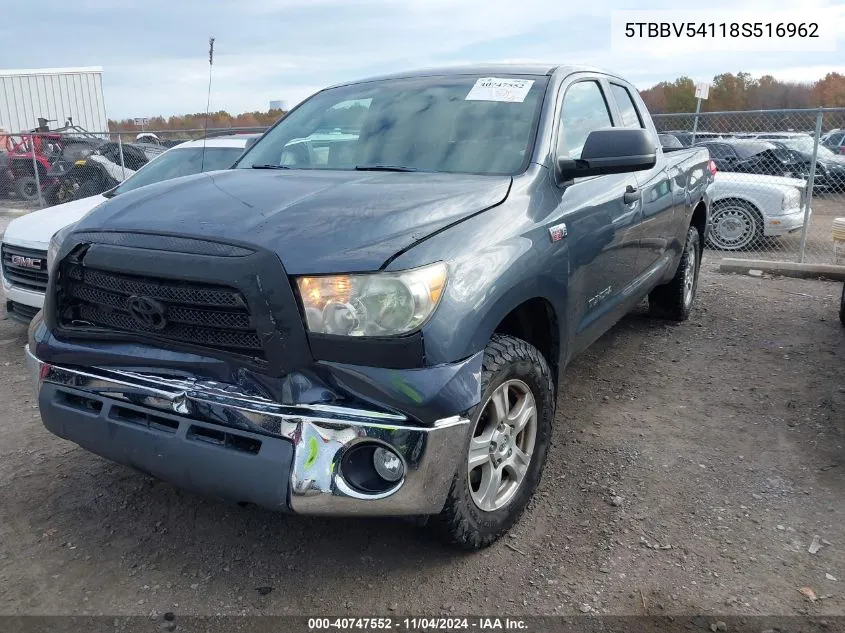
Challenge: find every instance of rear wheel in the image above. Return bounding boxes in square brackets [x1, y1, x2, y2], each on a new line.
[15, 175, 39, 201]
[430, 334, 554, 550]
[649, 225, 701, 321]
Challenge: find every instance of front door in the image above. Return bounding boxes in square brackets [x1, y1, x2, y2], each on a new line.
[548, 78, 643, 356]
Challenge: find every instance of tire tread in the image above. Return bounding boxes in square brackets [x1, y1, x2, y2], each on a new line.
[430, 334, 554, 551]
[649, 226, 701, 321]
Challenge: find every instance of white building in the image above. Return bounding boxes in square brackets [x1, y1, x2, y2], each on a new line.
[0, 66, 108, 134]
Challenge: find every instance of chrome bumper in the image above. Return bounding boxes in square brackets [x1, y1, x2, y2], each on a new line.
[26, 345, 470, 516]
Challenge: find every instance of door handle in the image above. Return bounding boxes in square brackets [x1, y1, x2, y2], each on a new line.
[623, 185, 640, 205]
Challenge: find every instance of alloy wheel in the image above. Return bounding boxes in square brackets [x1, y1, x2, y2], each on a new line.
[683, 238, 697, 308]
[467, 379, 538, 512]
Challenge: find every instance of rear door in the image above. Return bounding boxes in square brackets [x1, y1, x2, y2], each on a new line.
[607, 81, 674, 276]
[548, 76, 642, 355]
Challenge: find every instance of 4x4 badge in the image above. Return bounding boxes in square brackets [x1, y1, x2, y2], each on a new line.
[549, 223, 567, 242]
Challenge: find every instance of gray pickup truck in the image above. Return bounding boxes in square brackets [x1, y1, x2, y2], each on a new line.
[27, 64, 712, 550]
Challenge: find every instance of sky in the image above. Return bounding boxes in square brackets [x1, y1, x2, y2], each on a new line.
[1, 0, 844, 119]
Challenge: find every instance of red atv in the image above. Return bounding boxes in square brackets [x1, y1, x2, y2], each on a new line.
[4, 132, 63, 202]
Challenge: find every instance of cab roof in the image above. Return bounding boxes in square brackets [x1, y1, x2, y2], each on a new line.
[327, 63, 615, 89]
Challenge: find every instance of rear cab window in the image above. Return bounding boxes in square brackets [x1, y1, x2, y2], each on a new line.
[609, 83, 644, 129]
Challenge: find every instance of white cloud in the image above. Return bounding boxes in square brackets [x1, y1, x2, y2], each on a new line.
[753, 65, 845, 83]
[9, 0, 840, 118]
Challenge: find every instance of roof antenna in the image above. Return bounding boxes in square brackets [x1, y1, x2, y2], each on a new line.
[201, 36, 215, 171]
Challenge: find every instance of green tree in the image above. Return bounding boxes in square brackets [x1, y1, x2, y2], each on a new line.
[663, 77, 697, 113]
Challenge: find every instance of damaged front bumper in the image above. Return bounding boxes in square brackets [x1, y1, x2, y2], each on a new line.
[26, 345, 471, 516]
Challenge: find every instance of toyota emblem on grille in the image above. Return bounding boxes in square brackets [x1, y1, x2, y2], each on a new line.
[126, 295, 168, 331]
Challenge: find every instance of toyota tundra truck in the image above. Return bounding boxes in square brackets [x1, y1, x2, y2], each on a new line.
[26, 64, 712, 550]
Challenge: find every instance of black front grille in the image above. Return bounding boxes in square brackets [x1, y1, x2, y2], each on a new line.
[2, 243, 49, 291]
[57, 263, 263, 358]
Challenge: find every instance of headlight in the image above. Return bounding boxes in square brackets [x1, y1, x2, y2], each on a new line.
[782, 188, 801, 210]
[295, 262, 447, 337]
[47, 224, 76, 272]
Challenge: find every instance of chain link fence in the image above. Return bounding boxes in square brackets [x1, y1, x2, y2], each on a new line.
[0, 127, 266, 210]
[3, 110, 845, 267]
[654, 107, 845, 266]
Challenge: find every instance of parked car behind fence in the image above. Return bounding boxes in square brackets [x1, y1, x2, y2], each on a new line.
[654, 107, 845, 265]
[822, 128, 845, 155]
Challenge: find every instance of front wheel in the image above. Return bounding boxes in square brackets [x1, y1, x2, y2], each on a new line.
[707, 201, 762, 251]
[430, 334, 554, 550]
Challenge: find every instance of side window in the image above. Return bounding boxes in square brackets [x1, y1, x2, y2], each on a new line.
[557, 81, 613, 160]
[609, 84, 643, 128]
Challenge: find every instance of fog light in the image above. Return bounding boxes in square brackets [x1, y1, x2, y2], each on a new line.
[373, 446, 404, 482]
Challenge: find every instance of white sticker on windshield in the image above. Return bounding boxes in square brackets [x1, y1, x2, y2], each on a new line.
[465, 77, 535, 103]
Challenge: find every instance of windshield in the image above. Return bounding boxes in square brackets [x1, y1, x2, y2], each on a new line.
[779, 137, 836, 159]
[109, 146, 245, 196]
[237, 74, 549, 175]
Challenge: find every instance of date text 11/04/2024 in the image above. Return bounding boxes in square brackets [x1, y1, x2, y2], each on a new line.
[624, 22, 819, 38]
[307, 618, 529, 631]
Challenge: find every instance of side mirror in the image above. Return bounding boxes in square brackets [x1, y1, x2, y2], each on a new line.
[557, 128, 656, 182]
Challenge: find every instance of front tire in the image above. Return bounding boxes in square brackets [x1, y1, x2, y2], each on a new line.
[430, 335, 554, 550]
[649, 225, 701, 321]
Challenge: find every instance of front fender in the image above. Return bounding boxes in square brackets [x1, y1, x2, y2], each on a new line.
[419, 234, 569, 368]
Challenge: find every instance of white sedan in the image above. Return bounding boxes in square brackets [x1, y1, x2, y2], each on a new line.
[705, 171, 809, 251]
[1, 134, 257, 322]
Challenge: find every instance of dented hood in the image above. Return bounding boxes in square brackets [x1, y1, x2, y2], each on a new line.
[73, 168, 511, 274]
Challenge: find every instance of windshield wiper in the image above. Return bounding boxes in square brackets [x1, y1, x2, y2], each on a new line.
[251, 164, 291, 170]
[355, 164, 418, 172]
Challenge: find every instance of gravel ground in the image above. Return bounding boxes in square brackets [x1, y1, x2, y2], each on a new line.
[0, 243, 843, 618]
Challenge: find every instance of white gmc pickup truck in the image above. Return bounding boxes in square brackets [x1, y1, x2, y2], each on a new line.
[2, 135, 254, 322]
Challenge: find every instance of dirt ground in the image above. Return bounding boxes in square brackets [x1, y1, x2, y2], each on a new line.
[0, 245, 843, 619]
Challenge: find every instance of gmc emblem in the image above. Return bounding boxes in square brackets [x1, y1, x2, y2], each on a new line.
[10, 255, 43, 270]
